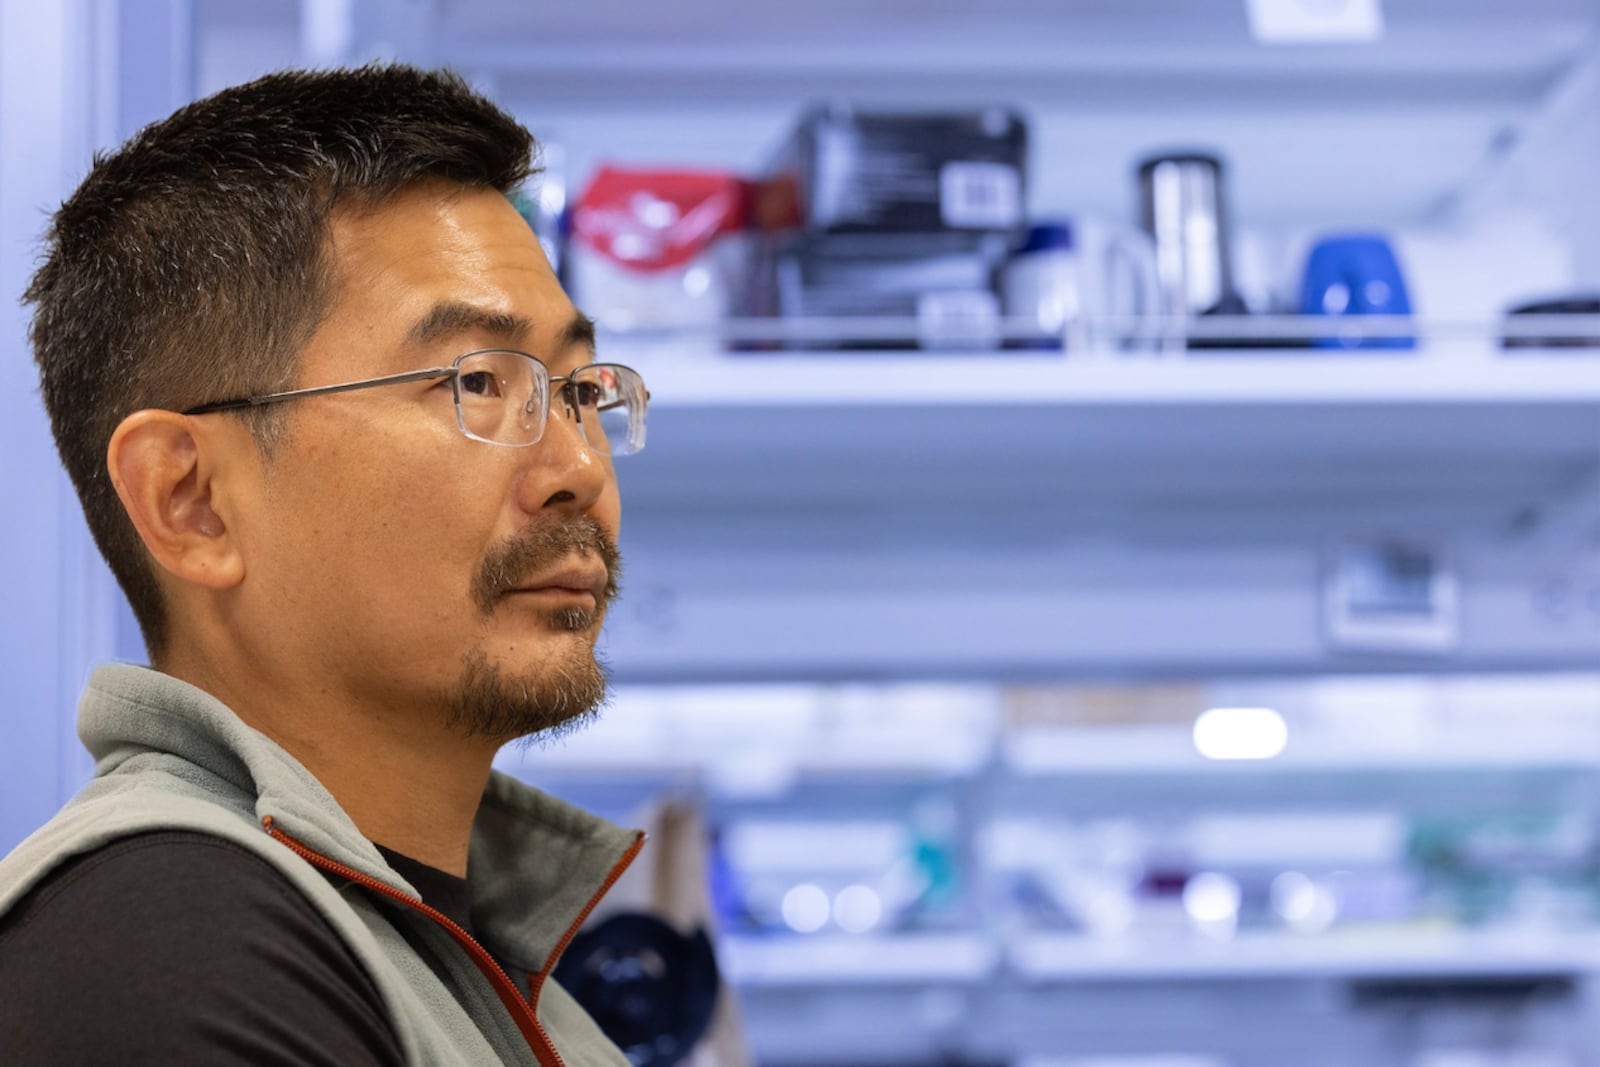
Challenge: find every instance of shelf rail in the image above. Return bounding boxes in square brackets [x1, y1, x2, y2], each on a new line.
[594, 314, 1600, 350]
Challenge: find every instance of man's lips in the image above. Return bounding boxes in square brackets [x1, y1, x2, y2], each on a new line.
[508, 565, 610, 602]
[472, 517, 621, 618]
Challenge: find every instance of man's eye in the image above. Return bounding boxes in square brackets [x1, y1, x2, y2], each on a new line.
[458, 370, 503, 398]
[570, 381, 604, 408]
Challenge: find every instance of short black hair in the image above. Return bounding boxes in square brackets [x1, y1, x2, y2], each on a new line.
[26, 64, 536, 660]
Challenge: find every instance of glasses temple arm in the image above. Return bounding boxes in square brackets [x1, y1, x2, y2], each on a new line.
[182, 367, 455, 416]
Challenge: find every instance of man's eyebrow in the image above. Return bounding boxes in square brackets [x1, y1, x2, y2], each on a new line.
[560, 312, 598, 358]
[405, 301, 533, 349]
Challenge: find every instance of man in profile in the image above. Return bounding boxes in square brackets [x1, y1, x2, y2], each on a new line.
[0, 64, 650, 1066]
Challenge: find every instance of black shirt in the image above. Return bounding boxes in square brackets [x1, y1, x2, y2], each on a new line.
[0, 831, 469, 1065]
[376, 843, 474, 935]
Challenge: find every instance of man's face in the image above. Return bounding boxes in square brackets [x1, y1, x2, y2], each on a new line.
[231, 182, 622, 743]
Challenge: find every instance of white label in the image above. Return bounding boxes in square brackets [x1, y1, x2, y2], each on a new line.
[1323, 540, 1458, 653]
[1246, 0, 1385, 44]
[939, 161, 1021, 229]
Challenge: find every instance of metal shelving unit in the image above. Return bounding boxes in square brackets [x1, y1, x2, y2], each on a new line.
[171, 5, 1600, 1066]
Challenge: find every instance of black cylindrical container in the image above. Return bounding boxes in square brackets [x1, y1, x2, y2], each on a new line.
[1137, 151, 1239, 317]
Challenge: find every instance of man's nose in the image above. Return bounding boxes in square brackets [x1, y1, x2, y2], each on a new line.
[518, 393, 611, 514]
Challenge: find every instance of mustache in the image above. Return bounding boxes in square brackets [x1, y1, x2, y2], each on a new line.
[472, 516, 622, 617]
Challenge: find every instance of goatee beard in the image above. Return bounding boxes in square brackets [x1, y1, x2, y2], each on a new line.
[447, 645, 609, 745]
[445, 516, 620, 743]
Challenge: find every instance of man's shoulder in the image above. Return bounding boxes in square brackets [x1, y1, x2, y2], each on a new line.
[0, 830, 405, 1066]
[5, 828, 312, 928]
[0, 828, 356, 979]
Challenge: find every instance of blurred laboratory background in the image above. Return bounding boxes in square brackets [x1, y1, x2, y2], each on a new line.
[13, 1, 1600, 1065]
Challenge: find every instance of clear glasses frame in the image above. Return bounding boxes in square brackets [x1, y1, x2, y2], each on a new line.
[182, 349, 648, 456]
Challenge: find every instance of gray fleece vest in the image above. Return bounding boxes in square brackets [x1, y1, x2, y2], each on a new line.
[0, 664, 643, 1067]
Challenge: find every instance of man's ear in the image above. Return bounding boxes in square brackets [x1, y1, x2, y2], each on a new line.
[107, 410, 246, 591]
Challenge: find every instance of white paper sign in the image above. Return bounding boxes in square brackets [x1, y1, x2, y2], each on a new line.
[1246, 0, 1385, 44]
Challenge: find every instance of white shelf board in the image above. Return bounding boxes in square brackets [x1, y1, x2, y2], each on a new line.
[614, 342, 1600, 549]
[719, 927, 1600, 986]
[630, 344, 1600, 407]
[1000, 726, 1600, 775]
[495, 750, 986, 786]
[720, 931, 998, 986]
[1008, 927, 1600, 981]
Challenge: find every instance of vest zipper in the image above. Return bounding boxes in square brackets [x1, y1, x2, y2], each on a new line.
[262, 815, 643, 1067]
[530, 828, 647, 1005]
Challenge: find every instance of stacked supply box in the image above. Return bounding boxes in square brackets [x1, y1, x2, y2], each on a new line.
[753, 104, 1028, 349]
[568, 166, 757, 334]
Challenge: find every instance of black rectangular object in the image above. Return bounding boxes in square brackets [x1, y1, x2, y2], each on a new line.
[757, 231, 1009, 349]
[764, 105, 1027, 235]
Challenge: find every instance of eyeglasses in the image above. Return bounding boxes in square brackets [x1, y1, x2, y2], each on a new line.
[182, 349, 648, 456]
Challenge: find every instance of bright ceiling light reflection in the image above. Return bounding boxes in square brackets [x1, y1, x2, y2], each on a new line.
[832, 884, 884, 934]
[1270, 871, 1340, 933]
[1193, 706, 1288, 761]
[781, 883, 831, 934]
[1182, 871, 1242, 925]
[1271, 871, 1317, 921]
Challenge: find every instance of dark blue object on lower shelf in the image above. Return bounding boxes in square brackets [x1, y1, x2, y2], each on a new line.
[552, 912, 721, 1067]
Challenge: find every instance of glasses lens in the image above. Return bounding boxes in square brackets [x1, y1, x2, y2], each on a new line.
[566, 364, 647, 456]
[454, 351, 547, 444]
